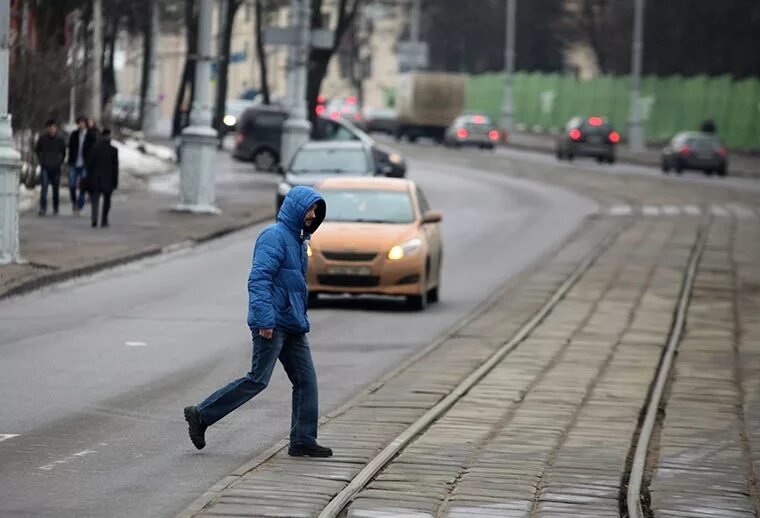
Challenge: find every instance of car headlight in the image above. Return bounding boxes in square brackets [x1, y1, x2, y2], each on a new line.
[307, 243, 313, 257]
[387, 238, 422, 260]
[277, 182, 292, 196]
[223, 114, 237, 126]
[388, 152, 403, 165]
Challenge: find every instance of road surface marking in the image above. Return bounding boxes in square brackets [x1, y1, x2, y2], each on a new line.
[642, 205, 660, 216]
[39, 449, 98, 471]
[125, 341, 147, 347]
[0, 434, 19, 443]
[727, 202, 756, 218]
[608, 205, 632, 216]
[683, 205, 701, 216]
[661, 205, 681, 216]
[711, 205, 730, 217]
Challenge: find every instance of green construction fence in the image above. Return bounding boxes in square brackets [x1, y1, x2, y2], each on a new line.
[466, 72, 760, 150]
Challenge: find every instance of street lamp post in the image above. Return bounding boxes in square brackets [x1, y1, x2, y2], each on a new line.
[280, 0, 312, 168]
[500, 0, 516, 135]
[0, 0, 22, 264]
[628, 0, 645, 152]
[176, 0, 219, 214]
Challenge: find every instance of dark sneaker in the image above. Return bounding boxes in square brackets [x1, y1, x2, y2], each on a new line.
[288, 443, 333, 458]
[184, 406, 207, 450]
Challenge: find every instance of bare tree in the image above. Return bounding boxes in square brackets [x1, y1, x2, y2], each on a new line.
[306, 0, 362, 130]
[213, 0, 245, 132]
[254, 0, 271, 104]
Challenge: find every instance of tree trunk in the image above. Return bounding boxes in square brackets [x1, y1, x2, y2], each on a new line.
[213, 0, 242, 132]
[172, 0, 198, 137]
[254, 0, 270, 104]
[138, 18, 152, 129]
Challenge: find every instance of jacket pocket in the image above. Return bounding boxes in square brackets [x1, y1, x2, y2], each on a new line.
[288, 292, 308, 331]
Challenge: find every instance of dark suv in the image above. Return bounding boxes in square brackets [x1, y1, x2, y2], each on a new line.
[233, 106, 406, 177]
[556, 116, 620, 163]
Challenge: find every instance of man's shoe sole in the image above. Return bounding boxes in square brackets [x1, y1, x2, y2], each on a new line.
[288, 447, 333, 458]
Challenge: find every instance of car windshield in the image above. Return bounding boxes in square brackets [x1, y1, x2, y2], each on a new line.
[290, 148, 369, 174]
[321, 189, 415, 224]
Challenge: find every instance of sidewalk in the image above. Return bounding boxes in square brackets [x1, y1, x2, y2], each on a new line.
[1, 154, 275, 299]
[506, 132, 760, 179]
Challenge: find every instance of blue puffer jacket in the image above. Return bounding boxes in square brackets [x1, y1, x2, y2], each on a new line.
[247, 186, 326, 333]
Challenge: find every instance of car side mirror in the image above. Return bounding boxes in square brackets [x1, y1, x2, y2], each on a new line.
[421, 210, 442, 224]
[378, 164, 394, 176]
[276, 165, 285, 175]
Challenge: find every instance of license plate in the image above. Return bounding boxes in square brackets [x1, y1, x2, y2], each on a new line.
[327, 265, 372, 275]
[588, 136, 602, 144]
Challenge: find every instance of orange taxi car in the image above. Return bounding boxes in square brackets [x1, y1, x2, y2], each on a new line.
[308, 177, 443, 310]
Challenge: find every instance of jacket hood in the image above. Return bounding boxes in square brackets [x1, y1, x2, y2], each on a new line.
[278, 186, 326, 238]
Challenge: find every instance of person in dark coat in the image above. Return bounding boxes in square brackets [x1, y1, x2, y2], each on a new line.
[35, 119, 67, 216]
[67, 116, 96, 214]
[700, 118, 716, 134]
[183, 186, 333, 458]
[86, 128, 119, 228]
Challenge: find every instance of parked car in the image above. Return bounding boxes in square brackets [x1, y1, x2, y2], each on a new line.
[234, 106, 407, 177]
[275, 141, 398, 210]
[233, 105, 289, 170]
[444, 113, 500, 149]
[661, 132, 728, 176]
[556, 116, 620, 163]
[308, 176, 443, 310]
[221, 99, 259, 138]
[357, 107, 398, 135]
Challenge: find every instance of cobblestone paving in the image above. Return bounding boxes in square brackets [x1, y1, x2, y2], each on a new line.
[346, 220, 699, 518]
[650, 217, 760, 518]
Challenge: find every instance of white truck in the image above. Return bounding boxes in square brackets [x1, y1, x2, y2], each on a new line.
[394, 72, 466, 143]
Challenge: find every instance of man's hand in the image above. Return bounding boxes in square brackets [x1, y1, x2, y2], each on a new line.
[259, 328, 274, 339]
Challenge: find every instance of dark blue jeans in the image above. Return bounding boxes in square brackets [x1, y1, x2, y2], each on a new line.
[69, 165, 87, 209]
[40, 166, 61, 214]
[197, 329, 319, 446]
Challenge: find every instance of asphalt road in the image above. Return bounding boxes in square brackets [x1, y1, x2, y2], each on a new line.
[0, 150, 595, 517]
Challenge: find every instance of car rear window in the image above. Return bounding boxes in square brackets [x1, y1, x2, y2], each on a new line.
[688, 137, 721, 152]
[321, 189, 415, 224]
[580, 121, 613, 135]
[291, 148, 368, 174]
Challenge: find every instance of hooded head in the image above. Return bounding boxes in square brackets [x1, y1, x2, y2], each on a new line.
[278, 186, 326, 238]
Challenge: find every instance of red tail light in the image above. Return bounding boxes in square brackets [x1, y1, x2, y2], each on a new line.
[679, 145, 690, 156]
[346, 95, 357, 104]
[588, 116, 603, 126]
[488, 130, 500, 141]
[315, 105, 325, 115]
[456, 128, 469, 138]
[609, 131, 620, 143]
[235, 132, 243, 145]
[719, 146, 728, 157]
[472, 115, 485, 124]
[353, 112, 362, 121]
[317, 95, 326, 104]
[569, 128, 582, 141]
[330, 111, 340, 120]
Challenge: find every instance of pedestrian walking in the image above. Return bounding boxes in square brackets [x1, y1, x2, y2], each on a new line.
[700, 118, 716, 134]
[34, 119, 67, 216]
[183, 186, 332, 458]
[86, 128, 119, 228]
[67, 116, 96, 215]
